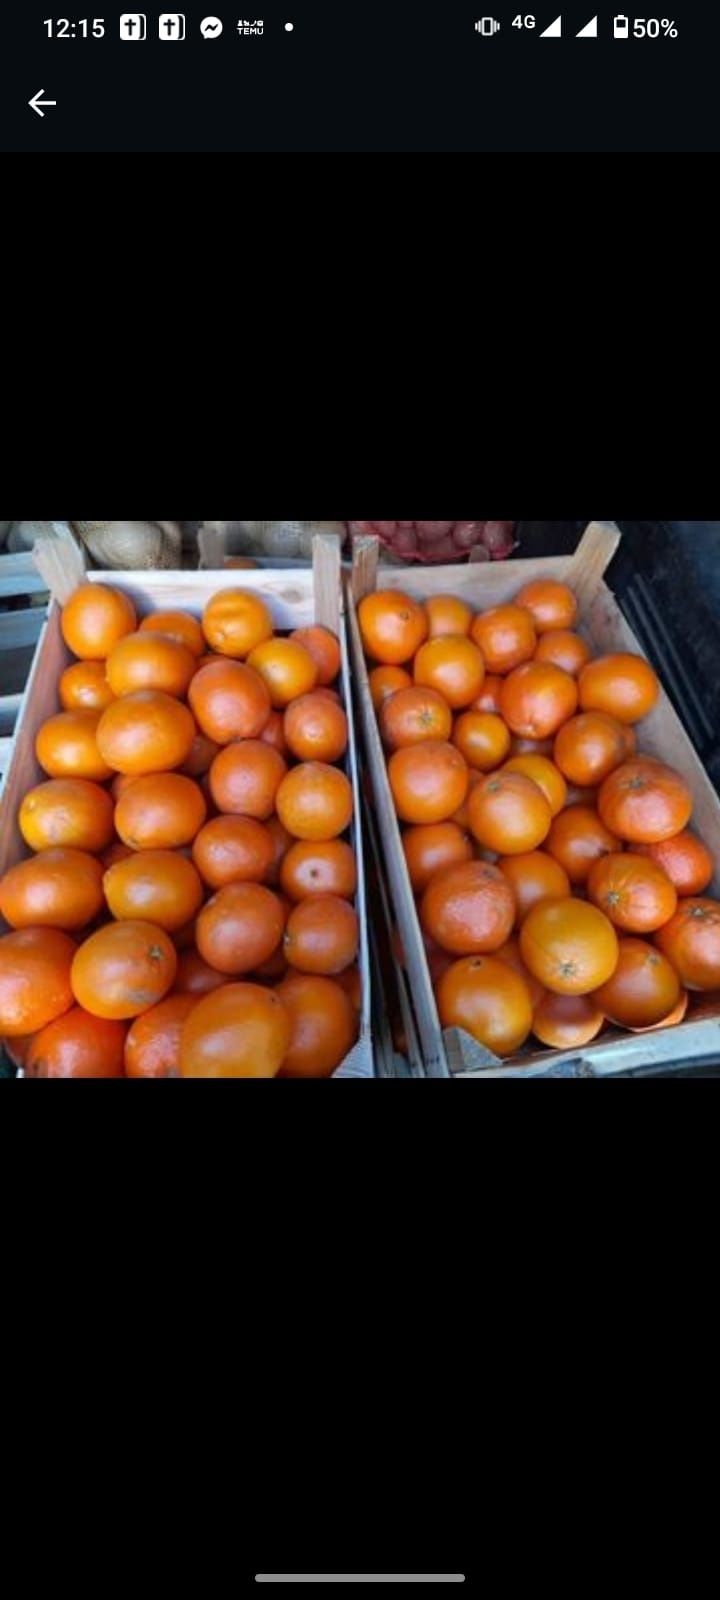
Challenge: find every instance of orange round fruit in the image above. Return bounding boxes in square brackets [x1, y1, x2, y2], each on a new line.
[655, 898, 720, 990]
[188, 659, 271, 744]
[105, 631, 196, 700]
[276, 973, 357, 1078]
[139, 609, 205, 657]
[209, 740, 287, 820]
[450, 770, 484, 831]
[470, 605, 536, 675]
[0, 847, 104, 932]
[264, 816, 294, 885]
[174, 948, 226, 996]
[260, 710, 289, 757]
[191, 815, 273, 890]
[247, 637, 319, 709]
[534, 629, 591, 677]
[280, 839, 357, 903]
[103, 850, 204, 932]
[36, 710, 113, 782]
[594, 937, 681, 1027]
[468, 772, 552, 855]
[520, 897, 619, 996]
[413, 635, 485, 711]
[420, 861, 515, 956]
[509, 735, 555, 759]
[224, 557, 259, 569]
[498, 851, 571, 925]
[495, 936, 546, 1010]
[180, 983, 290, 1078]
[629, 991, 689, 1033]
[124, 993, 198, 1078]
[500, 662, 578, 740]
[502, 754, 567, 817]
[453, 711, 511, 772]
[635, 831, 714, 897]
[180, 731, 221, 778]
[336, 965, 362, 1014]
[284, 895, 359, 975]
[290, 625, 341, 687]
[59, 660, 115, 713]
[546, 805, 620, 885]
[587, 852, 677, 933]
[285, 692, 348, 763]
[0, 928, 76, 1036]
[515, 579, 578, 634]
[471, 676, 504, 715]
[425, 594, 473, 639]
[554, 711, 635, 788]
[26, 1007, 126, 1079]
[388, 741, 468, 827]
[369, 664, 413, 710]
[196, 883, 285, 975]
[532, 992, 604, 1050]
[19, 778, 115, 854]
[276, 762, 354, 841]
[402, 822, 473, 896]
[578, 652, 660, 724]
[358, 589, 428, 665]
[202, 588, 273, 658]
[96, 691, 195, 775]
[71, 921, 177, 1019]
[598, 758, 693, 844]
[381, 687, 452, 751]
[61, 582, 137, 661]
[115, 772, 207, 850]
[436, 955, 533, 1057]
[101, 841, 133, 869]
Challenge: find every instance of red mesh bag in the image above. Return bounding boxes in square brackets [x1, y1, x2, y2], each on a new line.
[347, 521, 517, 564]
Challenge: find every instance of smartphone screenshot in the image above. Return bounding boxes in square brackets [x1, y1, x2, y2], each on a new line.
[1, 5, 716, 151]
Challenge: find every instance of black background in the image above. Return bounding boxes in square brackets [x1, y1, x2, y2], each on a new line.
[1, 3, 717, 151]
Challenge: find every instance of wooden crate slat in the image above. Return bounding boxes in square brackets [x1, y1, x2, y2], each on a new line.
[0, 607, 47, 651]
[0, 553, 50, 598]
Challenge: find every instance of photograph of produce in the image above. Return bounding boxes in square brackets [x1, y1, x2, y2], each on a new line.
[2, 520, 719, 1078]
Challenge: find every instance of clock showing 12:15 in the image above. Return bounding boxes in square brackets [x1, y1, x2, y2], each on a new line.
[44, 18, 107, 37]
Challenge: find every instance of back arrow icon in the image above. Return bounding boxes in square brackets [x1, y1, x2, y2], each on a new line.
[29, 90, 57, 117]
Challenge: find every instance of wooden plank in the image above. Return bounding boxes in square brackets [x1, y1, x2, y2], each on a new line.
[0, 603, 68, 876]
[0, 737, 12, 778]
[350, 535, 379, 604]
[0, 553, 49, 597]
[0, 694, 22, 735]
[32, 526, 87, 603]
[348, 539, 720, 1079]
[565, 521, 621, 616]
[312, 534, 342, 634]
[352, 548, 574, 606]
[0, 608, 46, 650]
[84, 568, 318, 629]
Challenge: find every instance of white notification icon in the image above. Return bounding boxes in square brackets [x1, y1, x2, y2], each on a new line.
[200, 16, 223, 36]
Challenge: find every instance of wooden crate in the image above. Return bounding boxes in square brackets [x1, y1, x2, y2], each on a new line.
[0, 551, 50, 785]
[0, 531, 373, 1079]
[347, 523, 720, 1079]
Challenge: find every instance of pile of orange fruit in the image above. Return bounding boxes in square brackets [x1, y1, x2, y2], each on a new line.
[359, 579, 720, 1059]
[0, 584, 360, 1077]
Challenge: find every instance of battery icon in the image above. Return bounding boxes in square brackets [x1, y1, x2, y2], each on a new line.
[613, 14, 629, 35]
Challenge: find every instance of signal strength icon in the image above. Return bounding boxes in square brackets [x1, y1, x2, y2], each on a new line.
[576, 15, 597, 34]
[539, 15, 562, 36]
